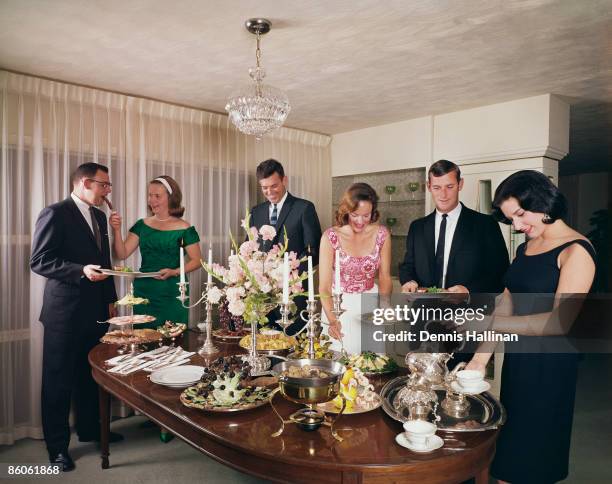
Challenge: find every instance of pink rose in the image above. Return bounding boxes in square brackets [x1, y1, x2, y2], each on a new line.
[239, 240, 259, 257]
[259, 225, 276, 241]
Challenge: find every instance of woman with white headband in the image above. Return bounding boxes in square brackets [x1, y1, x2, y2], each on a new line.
[109, 175, 202, 329]
[109, 175, 201, 442]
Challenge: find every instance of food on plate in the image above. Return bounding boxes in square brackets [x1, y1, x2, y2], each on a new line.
[280, 365, 330, 379]
[332, 367, 379, 412]
[101, 328, 161, 344]
[239, 332, 296, 351]
[107, 314, 156, 325]
[157, 321, 187, 338]
[341, 351, 398, 374]
[112, 266, 133, 272]
[180, 356, 272, 410]
[417, 286, 445, 293]
[115, 293, 149, 306]
[291, 332, 334, 359]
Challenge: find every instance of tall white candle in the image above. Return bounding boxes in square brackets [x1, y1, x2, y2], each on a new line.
[307, 256, 314, 302]
[207, 246, 213, 284]
[179, 246, 185, 284]
[282, 252, 289, 304]
[334, 249, 341, 294]
[230, 249, 235, 257]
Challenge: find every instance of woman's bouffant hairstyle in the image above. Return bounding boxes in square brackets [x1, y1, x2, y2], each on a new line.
[335, 183, 380, 226]
[148, 175, 185, 218]
[492, 170, 567, 225]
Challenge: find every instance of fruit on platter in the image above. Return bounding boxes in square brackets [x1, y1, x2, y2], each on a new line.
[292, 332, 334, 359]
[157, 321, 187, 338]
[341, 351, 398, 373]
[332, 367, 378, 412]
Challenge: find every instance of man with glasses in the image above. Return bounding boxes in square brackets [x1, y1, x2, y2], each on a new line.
[30, 162, 123, 471]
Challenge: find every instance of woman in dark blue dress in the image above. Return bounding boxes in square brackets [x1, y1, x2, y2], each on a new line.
[466, 170, 596, 484]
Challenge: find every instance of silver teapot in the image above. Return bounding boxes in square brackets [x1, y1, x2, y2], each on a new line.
[405, 352, 453, 387]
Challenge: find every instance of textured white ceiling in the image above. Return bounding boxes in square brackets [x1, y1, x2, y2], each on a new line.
[0, 0, 610, 170]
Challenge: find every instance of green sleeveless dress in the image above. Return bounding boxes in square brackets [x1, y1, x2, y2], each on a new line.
[129, 219, 200, 328]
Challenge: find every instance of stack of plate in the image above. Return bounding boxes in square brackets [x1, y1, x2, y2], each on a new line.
[150, 365, 205, 389]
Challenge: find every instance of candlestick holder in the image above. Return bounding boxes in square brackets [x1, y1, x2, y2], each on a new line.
[177, 279, 219, 354]
[242, 317, 272, 375]
[176, 281, 189, 303]
[302, 299, 321, 359]
[197, 281, 219, 355]
[278, 301, 293, 333]
[331, 293, 347, 356]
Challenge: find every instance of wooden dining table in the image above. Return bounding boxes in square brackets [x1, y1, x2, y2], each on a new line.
[90, 330, 498, 483]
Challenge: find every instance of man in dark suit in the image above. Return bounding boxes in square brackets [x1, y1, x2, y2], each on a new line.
[399, 160, 509, 364]
[249, 159, 322, 332]
[30, 162, 122, 471]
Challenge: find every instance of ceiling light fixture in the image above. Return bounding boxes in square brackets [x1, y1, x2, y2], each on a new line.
[225, 18, 291, 140]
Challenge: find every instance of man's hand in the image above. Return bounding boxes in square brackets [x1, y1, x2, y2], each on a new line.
[401, 280, 418, 293]
[83, 264, 109, 282]
[108, 303, 117, 319]
[447, 285, 469, 294]
[156, 268, 178, 280]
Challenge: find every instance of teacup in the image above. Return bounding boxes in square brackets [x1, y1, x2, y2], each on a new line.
[402, 420, 437, 449]
[456, 369, 484, 391]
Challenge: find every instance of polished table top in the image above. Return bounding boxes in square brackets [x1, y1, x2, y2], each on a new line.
[90, 330, 497, 482]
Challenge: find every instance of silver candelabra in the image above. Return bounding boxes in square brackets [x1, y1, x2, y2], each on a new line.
[177, 280, 219, 355]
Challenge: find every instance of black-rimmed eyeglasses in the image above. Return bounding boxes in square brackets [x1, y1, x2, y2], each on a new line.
[87, 178, 113, 189]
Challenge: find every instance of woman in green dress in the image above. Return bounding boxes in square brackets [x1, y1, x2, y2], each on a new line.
[110, 175, 201, 442]
[109, 175, 202, 328]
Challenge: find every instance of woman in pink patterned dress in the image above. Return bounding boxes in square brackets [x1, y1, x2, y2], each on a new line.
[319, 183, 392, 353]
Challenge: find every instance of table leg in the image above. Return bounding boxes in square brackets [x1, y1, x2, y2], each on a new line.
[474, 465, 489, 484]
[99, 385, 110, 469]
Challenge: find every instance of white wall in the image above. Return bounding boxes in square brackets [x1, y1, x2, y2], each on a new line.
[331, 116, 432, 176]
[331, 94, 570, 176]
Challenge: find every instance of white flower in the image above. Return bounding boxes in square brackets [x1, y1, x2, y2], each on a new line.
[226, 286, 245, 302]
[228, 299, 246, 316]
[206, 286, 223, 304]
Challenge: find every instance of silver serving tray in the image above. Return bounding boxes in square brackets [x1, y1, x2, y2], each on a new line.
[380, 376, 506, 432]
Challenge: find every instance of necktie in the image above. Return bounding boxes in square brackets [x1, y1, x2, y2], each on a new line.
[434, 214, 447, 288]
[89, 206, 102, 251]
[270, 204, 278, 225]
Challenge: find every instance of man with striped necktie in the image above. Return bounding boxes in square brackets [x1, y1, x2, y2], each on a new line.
[248, 159, 322, 332]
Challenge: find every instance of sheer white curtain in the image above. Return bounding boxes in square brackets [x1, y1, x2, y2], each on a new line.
[0, 70, 331, 445]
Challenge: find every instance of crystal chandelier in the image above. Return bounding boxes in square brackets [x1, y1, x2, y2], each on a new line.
[225, 18, 291, 140]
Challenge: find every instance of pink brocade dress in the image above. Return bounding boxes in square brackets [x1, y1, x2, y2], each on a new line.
[323, 225, 388, 353]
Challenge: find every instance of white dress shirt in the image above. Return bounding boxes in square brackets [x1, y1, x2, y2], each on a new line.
[71, 192, 96, 235]
[268, 190, 289, 222]
[434, 203, 462, 288]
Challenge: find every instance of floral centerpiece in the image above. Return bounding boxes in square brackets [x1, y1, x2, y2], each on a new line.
[202, 214, 306, 373]
[203, 213, 306, 328]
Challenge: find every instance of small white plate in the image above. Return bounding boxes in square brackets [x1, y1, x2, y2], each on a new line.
[395, 433, 444, 453]
[151, 365, 204, 385]
[451, 380, 491, 395]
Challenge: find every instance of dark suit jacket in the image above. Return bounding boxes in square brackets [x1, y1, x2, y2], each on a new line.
[30, 197, 117, 332]
[249, 193, 323, 266]
[399, 203, 509, 294]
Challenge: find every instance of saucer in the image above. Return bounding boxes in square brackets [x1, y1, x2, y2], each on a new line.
[451, 380, 491, 395]
[395, 433, 444, 453]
